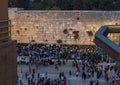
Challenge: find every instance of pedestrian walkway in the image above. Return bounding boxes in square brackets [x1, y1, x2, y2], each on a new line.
[17, 64, 111, 85]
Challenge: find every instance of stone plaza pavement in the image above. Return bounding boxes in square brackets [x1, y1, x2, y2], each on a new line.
[17, 61, 115, 85]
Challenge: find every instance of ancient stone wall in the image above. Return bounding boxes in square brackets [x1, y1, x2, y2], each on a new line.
[9, 8, 120, 45]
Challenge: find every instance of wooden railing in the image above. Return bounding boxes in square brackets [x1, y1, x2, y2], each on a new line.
[0, 20, 11, 43]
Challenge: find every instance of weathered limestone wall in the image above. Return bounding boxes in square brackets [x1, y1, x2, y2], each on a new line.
[9, 8, 120, 45]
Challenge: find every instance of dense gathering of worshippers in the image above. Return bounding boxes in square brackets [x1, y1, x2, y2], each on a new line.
[17, 43, 120, 85]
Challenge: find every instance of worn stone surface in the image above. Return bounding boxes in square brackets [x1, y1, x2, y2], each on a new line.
[9, 8, 120, 45]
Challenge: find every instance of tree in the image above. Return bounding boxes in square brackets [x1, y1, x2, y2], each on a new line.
[8, 0, 17, 7]
[17, 0, 30, 9]
[55, 0, 73, 10]
[41, 0, 54, 10]
[50, 6, 60, 10]
[8, 0, 120, 10]
[73, 0, 83, 10]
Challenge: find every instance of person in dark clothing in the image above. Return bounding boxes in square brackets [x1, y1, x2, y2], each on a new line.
[32, 73, 34, 79]
[37, 73, 40, 78]
[96, 80, 99, 85]
[90, 80, 93, 85]
[82, 71, 86, 80]
[25, 72, 28, 79]
[69, 70, 71, 76]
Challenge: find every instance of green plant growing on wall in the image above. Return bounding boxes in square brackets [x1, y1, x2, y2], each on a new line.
[63, 29, 68, 34]
[73, 31, 79, 41]
[73, 31, 79, 35]
[86, 30, 93, 41]
[56, 39, 62, 44]
[74, 34, 79, 40]
[63, 29, 69, 40]
[31, 40, 35, 42]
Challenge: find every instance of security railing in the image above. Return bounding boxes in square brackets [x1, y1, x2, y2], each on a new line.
[0, 20, 11, 43]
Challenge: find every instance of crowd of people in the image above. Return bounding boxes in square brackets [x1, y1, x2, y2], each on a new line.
[17, 43, 120, 85]
[17, 43, 103, 64]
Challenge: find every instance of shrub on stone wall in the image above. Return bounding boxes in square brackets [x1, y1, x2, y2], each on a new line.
[73, 31, 79, 40]
[56, 39, 62, 44]
[16, 30, 20, 34]
[63, 29, 68, 34]
[31, 40, 35, 43]
[73, 31, 79, 35]
[86, 31, 93, 37]
[86, 31, 93, 41]
[74, 34, 79, 39]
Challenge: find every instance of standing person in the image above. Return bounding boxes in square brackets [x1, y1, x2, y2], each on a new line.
[90, 80, 93, 85]
[25, 72, 28, 79]
[82, 71, 86, 80]
[61, 80, 65, 85]
[37, 73, 40, 79]
[28, 78, 30, 85]
[67, 80, 70, 85]
[45, 72, 47, 80]
[20, 79, 22, 85]
[69, 70, 71, 76]
[76, 71, 79, 77]
[96, 80, 99, 85]
[55, 63, 58, 70]
[53, 79, 57, 85]
[29, 63, 31, 73]
[33, 68, 35, 74]
[32, 73, 34, 79]
[63, 60, 65, 65]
